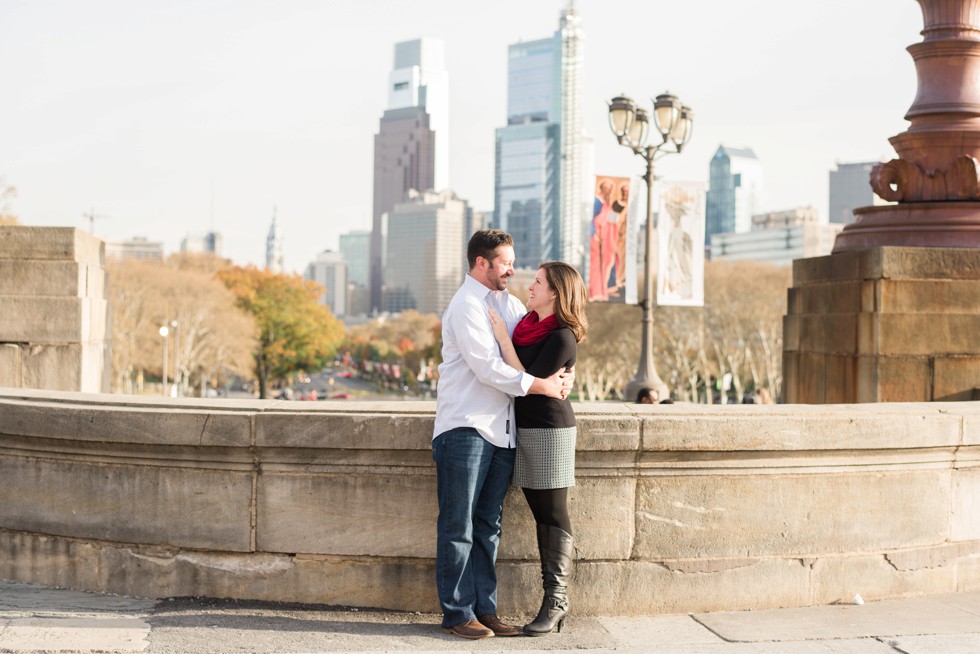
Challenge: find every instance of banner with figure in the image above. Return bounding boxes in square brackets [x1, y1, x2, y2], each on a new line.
[656, 180, 705, 307]
[589, 175, 636, 302]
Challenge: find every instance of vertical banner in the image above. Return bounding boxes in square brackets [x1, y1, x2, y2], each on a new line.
[656, 180, 705, 307]
[624, 176, 642, 305]
[589, 175, 632, 302]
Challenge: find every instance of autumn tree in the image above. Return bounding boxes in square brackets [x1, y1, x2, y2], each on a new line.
[341, 310, 441, 391]
[107, 258, 256, 395]
[0, 178, 19, 225]
[218, 266, 345, 398]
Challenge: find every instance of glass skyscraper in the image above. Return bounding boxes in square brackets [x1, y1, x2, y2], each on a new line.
[494, 2, 585, 270]
[705, 145, 765, 247]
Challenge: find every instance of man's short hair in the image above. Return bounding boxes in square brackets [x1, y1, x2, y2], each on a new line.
[467, 229, 513, 270]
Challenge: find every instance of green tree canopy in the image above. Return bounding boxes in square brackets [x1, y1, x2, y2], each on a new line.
[218, 266, 344, 398]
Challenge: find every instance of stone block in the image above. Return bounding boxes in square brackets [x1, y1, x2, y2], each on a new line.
[877, 357, 933, 402]
[798, 281, 862, 315]
[640, 408, 959, 452]
[861, 280, 877, 312]
[883, 541, 980, 571]
[823, 355, 856, 403]
[0, 343, 22, 387]
[856, 356, 878, 403]
[878, 279, 980, 314]
[0, 226, 103, 265]
[0, 260, 88, 297]
[0, 297, 89, 343]
[810, 550, 958, 605]
[0, 400, 253, 447]
[577, 414, 641, 451]
[934, 356, 980, 401]
[857, 313, 876, 356]
[633, 471, 949, 559]
[799, 352, 826, 403]
[786, 286, 802, 315]
[951, 469, 980, 542]
[256, 470, 436, 557]
[0, 456, 253, 551]
[877, 314, 980, 356]
[782, 352, 799, 403]
[799, 315, 858, 354]
[871, 247, 980, 281]
[792, 251, 861, 285]
[21, 343, 82, 391]
[255, 412, 434, 450]
[783, 315, 800, 352]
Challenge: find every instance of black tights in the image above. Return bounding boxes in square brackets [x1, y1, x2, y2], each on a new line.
[522, 487, 572, 535]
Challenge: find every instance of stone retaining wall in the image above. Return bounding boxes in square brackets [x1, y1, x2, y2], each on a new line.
[1, 388, 978, 615]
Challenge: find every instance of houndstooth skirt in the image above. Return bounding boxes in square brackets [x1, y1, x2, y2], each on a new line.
[513, 426, 576, 489]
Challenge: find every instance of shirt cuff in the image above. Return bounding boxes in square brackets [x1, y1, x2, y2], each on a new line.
[518, 371, 535, 397]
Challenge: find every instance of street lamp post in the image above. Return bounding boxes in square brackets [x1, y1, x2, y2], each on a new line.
[159, 325, 170, 397]
[170, 320, 180, 397]
[608, 92, 694, 403]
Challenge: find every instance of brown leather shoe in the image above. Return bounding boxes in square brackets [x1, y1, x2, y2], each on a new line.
[478, 613, 522, 637]
[442, 619, 495, 639]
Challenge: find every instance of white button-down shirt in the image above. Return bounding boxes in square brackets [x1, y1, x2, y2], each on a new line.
[433, 274, 532, 447]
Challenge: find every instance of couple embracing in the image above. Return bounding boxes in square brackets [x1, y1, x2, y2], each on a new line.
[432, 228, 589, 639]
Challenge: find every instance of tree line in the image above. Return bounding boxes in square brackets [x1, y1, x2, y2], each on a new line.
[104, 255, 788, 402]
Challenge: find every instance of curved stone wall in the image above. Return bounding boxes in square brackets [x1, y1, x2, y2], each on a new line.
[1, 387, 978, 615]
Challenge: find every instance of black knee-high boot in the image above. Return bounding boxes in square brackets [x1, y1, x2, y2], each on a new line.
[524, 524, 573, 636]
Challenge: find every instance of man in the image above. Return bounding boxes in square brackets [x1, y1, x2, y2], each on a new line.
[433, 229, 572, 640]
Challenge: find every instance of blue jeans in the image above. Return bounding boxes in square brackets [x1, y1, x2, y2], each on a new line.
[432, 428, 515, 628]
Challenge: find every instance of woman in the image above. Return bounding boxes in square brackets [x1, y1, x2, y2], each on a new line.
[488, 261, 588, 636]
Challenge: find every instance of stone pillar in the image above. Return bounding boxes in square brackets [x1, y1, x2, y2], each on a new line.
[0, 227, 110, 393]
[783, 247, 980, 402]
[785, 0, 980, 403]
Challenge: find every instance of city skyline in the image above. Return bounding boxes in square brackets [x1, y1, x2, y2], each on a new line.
[2, 1, 920, 273]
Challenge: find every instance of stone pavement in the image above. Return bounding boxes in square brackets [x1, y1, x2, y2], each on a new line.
[1, 580, 979, 653]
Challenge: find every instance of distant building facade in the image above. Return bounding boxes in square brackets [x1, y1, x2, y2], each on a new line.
[105, 237, 163, 262]
[339, 230, 371, 317]
[383, 189, 466, 315]
[371, 37, 448, 313]
[180, 231, 222, 256]
[494, 2, 588, 270]
[829, 161, 887, 225]
[339, 230, 370, 288]
[711, 206, 842, 265]
[305, 250, 347, 317]
[266, 210, 283, 273]
[706, 145, 765, 247]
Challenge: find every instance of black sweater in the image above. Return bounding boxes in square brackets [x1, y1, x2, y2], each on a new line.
[514, 327, 577, 429]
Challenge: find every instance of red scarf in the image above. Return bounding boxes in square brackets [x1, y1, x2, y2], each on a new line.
[512, 312, 560, 346]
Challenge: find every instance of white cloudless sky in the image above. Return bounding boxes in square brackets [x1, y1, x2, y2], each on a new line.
[1, 0, 922, 273]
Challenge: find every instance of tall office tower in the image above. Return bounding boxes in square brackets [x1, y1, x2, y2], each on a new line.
[266, 209, 284, 273]
[383, 189, 465, 316]
[370, 38, 449, 312]
[829, 161, 885, 224]
[494, 1, 585, 270]
[304, 250, 347, 317]
[705, 145, 765, 247]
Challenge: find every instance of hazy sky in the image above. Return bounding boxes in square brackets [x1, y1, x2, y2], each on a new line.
[2, 0, 921, 273]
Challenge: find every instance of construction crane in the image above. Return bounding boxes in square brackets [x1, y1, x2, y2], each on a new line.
[82, 208, 109, 234]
